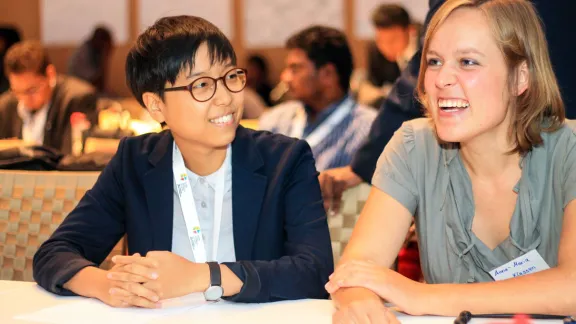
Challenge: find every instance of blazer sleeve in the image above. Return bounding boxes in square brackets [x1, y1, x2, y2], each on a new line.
[0, 94, 17, 139]
[0, 101, 9, 139]
[33, 138, 128, 295]
[222, 140, 334, 303]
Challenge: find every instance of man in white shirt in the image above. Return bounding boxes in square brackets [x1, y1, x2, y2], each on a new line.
[16, 100, 50, 146]
[0, 41, 98, 154]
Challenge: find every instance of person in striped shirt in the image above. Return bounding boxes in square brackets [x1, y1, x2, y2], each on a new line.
[259, 26, 376, 172]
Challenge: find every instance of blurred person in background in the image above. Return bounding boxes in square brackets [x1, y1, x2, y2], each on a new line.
[0, 26, 22, 94]
[246, 54, 273, 106]
[242, 87, 267, 119]
[259, 26, 376, 172]
[357, 4, 418, 108]
[0, 41, 98, 154]
[68, 26, 114, 94]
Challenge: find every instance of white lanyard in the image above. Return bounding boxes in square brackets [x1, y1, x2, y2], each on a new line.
[172, 142, 229, 263]
[289, 97, 355, 148]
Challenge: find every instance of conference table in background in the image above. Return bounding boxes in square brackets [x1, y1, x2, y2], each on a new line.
[0, 281, 563, 324]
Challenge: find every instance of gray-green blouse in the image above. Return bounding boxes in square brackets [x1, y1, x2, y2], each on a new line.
[372, 118, 576, 284]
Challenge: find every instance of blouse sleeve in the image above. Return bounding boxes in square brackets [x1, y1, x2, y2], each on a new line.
[563, 126, 576, 207]
[372, 121, 419, 214]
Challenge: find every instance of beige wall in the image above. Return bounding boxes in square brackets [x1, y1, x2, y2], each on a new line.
[0, 0, 371, 98]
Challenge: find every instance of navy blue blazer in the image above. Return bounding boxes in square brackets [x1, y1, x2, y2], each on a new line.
[33, 126, 334, 303]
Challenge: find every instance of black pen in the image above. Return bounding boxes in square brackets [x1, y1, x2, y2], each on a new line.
[454, 311, 576, 323]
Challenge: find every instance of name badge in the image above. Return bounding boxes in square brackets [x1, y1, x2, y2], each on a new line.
[489, 249, 550, 281]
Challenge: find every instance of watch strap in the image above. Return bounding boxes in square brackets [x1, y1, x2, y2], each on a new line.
[207, 261, 221, 287]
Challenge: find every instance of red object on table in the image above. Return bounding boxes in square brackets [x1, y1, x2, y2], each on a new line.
[70, 112, 87, 125]
[484, 314, 534, 324]
[513, 314, 533, 324]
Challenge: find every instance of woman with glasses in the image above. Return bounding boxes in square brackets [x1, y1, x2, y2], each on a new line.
[33, 15, 333, 308]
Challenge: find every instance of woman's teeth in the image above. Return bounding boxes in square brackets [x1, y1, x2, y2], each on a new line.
[438, 99, 470, 111]
[210, 113, 234, 124]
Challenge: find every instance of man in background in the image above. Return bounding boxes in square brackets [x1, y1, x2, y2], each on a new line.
[259, 26, 376, 172]
[0, 41, 99, 154]
[357, 4, 418, 108]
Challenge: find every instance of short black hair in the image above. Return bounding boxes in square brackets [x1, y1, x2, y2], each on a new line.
[286, 25, 353, 92]
[4, 40, 51, 76]
[0, 26, 22, 52]
[372, 4, 411, 29]
[91, 26, 113, 44]
[126, 15, 236, 107]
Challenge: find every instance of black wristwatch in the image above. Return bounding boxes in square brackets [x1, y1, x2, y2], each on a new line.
[204, 262, 223, 301]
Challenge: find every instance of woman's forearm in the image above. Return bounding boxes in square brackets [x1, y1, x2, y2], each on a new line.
[421, 267, 576, 316]
[332, 287, 383, 309]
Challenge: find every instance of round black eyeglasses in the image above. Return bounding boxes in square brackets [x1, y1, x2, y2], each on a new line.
[164, 68, 247, 102]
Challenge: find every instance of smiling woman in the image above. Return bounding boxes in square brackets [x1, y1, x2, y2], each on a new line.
[32, 15, 333, 308]
[327, 0, 576, 323]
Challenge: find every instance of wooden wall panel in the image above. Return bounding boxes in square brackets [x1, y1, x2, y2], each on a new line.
[0, 0, 374, 97]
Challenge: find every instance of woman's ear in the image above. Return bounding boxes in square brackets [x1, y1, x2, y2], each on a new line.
[516, 61, 529, 96]
[142, 92, 166, 124]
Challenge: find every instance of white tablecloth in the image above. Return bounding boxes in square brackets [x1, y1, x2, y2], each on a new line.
[0, 280, 562, 324]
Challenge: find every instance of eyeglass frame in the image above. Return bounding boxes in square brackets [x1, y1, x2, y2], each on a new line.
[163, 68, 248, 102]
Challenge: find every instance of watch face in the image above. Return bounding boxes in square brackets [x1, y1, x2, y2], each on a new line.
[204, 285, 224, 301]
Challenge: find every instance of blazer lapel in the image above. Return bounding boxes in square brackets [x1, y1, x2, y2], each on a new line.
[12, 110, 23, 139]
[142, 132, 174, 252]
[140, 127, 267, 258]
[43, 80, 64, 150]
[231, 126, 267, 260]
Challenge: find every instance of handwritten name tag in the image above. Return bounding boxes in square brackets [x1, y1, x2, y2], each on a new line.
[489, 249, 550, 281]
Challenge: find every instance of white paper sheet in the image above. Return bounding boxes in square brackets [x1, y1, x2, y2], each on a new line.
[41, 0, 129, 45]
[244, 0, 344, 48]
[139, 0, 232, 37]
[355, 0, 429, 39]
[14, 293, 211, 324]
[222, 299, 333, 323]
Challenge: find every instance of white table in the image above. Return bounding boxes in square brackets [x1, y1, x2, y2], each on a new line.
[0, 280, 562, 324]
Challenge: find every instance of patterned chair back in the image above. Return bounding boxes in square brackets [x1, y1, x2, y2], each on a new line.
[0, 170, 124, 281]
[327, 183, 372, 265]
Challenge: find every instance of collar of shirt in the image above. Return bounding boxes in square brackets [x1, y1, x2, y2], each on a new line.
[441, 141, 527, 192]
[17, 101, 51, 145]
[185, 145, 232, 192]
[397, 34, 418, 71]
[302, 94, 350, 137]
[17, 101, 50, 122]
